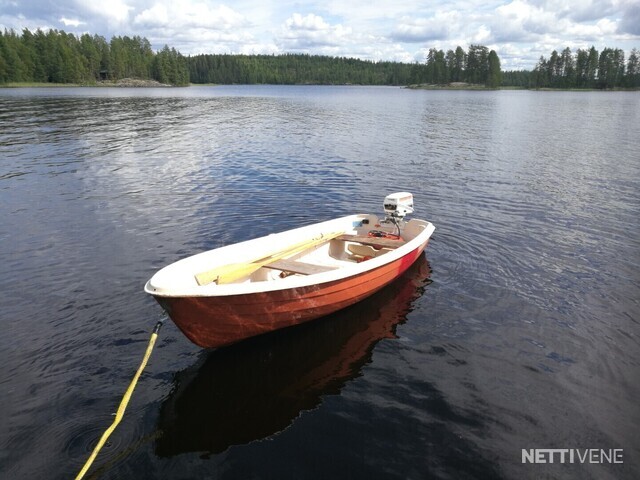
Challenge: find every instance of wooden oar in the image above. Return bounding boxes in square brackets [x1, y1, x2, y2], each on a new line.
[195, 231, 344, 286]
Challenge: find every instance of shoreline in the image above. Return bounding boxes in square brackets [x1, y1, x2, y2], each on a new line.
[2, 81, 638, 91]
[0, 78, 176, 88]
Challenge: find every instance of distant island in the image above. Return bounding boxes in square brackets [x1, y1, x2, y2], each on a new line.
[1, 29, 638, 89]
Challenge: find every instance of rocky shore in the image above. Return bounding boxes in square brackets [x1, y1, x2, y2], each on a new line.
[97, 78, 173, 87]
[406, 82, 493, 90]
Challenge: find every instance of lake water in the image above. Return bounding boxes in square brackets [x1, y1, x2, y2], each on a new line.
[1, 85, 638, 480]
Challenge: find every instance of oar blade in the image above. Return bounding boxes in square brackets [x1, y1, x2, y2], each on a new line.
[195, 263, 254, 286]
[195, 231, 344, 286]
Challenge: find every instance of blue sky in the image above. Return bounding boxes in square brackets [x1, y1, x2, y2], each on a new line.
[1, 0, 638, 69]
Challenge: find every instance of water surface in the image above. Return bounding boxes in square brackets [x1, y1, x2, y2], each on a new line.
[1, 86, 638, 479]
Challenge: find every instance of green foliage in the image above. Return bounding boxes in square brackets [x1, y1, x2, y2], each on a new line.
[626, 49, 640, 88]
[153, 45, 189, 85]
[109, 35, 154, 80]
[501, 70, 531, 87]
[2, 29, 637, 90]
[412, 44, 500, 86]
[466, 45, 489, 84]
[187, 53, 420, 85]
[0, 28, 185, 85]
[528, 46, 637, 89]
[487, 50, 502, 88]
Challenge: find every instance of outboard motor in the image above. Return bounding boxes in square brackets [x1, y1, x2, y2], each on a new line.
[383, 192, 414, 221]
[369, 192, 414, 240]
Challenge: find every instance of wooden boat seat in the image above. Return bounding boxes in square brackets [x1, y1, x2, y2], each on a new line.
[347, 244, 393, 258]
[336, 234, 406, 249]
[265, 258, 339, 276]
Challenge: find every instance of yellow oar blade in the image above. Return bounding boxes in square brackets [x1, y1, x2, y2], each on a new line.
[216, 232, 342, 285]
[195, 231, 343, 286]
[195, 236, 326, 286]
[195, 261, 263, 286]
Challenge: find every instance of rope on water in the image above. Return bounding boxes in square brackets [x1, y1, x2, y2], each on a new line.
[74, 320, 164, 480]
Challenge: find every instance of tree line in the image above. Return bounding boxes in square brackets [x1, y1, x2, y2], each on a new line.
[0, 30, 501, 87]
[1, 29, 638, 89]
[0, 28, 189, 85]
[529, 46, 639, 89]
[411, 45, 502, 87]
[188, 53, 421, 85]
[501, 47, 639, 89]
[188, 45, 502, 87]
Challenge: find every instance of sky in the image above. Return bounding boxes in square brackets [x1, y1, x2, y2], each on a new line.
[1, 0, 639, 70]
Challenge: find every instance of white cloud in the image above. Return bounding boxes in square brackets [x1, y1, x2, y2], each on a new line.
[130, 1, 252, 54]
[472, 25, 493, 44]
[59, 17, 84, 27]
[133, 4, 169, 26]
[78, 0, 133, 25]
[391, 13, 455, 43]
[532, 0, 614, 23]
[567, 18, 618, 39]
[491, 0, 561, 41]
[371, 44, 417, 63]
[285, 12, 330, 31]
[617, 0, 640, 36]
[324, 0, 428, 22]
[134, 2, 247, 30]
[1, 0, 638, 70]
[277, 13, 352, 49]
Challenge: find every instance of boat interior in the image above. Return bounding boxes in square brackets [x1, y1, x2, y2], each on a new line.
[244, 215, 428, 283]
[146, 192, 434, 294]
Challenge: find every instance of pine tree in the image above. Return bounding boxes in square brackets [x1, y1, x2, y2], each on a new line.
[487, 50, 502, 87]
[466, 45, 489, 84]
[626, 48, 640, 88]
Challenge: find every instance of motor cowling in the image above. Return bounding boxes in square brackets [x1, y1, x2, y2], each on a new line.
[383, 192, 414, 219]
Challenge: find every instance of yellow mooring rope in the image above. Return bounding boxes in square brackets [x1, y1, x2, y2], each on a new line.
[75, 320, 163, 480]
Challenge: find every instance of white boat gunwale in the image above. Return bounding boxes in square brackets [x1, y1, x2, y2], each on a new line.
[144, 214, 434, 298]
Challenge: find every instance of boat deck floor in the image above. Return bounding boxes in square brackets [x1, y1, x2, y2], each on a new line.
[336, 234, 406, 249]
[264, 258, 340, 275]
[262, 234, 406, 277]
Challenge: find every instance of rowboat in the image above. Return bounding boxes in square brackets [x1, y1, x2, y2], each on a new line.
[144, 193, 435, 348]
[156, 256, 431, 456]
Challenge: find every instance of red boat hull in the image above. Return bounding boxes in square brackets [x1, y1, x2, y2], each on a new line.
[153, 241, 428, 348]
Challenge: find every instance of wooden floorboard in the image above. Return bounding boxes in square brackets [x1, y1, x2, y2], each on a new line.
[336, 234, 406, 249]
[265, 258, 339, 275]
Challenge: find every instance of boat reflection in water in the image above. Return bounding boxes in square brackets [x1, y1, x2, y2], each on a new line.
[155, 255, 432, 457]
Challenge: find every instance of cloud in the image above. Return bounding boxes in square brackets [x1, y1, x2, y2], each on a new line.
[274, 12, 416, 62]
[0, 0, 638, 70]
[390, 14, 453, 43]
[285, 12, 330, 31]
[77, 0, 133, 25]
[134, 4, 169, 26]
[59, 17, 85, 28]
[491, 0, 559, 41]
[342, 40, 415, 62]
[130, 1, 252, 54]
[617, 0, 640, 36]
[529, 0, 614, 23]
[134, 2, 248, 30]
[567, 18, 617, 40]
[324, 0, 427, 22]
[277, 13, 352, 49]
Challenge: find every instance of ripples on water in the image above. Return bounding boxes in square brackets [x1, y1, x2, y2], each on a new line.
[0, 86, 638, 479]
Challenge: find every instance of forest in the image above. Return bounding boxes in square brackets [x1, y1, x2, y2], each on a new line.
[502, 47, 640, 89]
[1, 28, 638, 89]
[0, 29, 189, 85]
[407, 45, 503, 87]
[188, 53, 416, 85]
[530, 47, 639, 89]
[186, 45, 501, 87]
